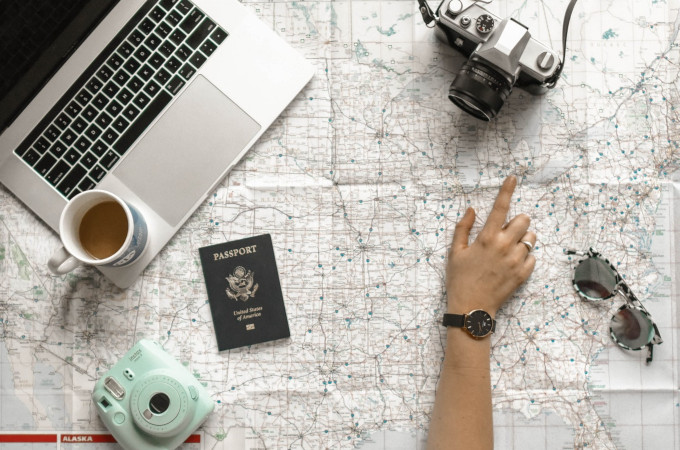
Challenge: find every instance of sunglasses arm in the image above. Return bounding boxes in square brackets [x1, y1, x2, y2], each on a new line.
[646, 344, 654, 364]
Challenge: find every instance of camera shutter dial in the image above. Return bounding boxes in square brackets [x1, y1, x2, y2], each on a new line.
[475, 14, 495, 34]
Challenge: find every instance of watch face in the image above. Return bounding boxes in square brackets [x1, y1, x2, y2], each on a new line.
[464, 310, 494, 338]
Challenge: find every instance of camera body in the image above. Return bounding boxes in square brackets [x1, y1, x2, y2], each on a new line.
[430, 0, 561, 120]
[92, 340, 214, 450]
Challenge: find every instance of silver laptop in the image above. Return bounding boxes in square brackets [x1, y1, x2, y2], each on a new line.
[0, 0, 314, 288]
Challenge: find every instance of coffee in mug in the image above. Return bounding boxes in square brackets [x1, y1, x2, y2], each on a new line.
[48, 190, 148, 275]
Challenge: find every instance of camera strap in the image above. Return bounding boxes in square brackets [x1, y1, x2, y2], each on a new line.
[417, 0, 437, 27]
[546, 0, 578, 89]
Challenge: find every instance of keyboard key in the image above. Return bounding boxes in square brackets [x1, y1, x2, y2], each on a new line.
[169, 29, 187, 46]
[75, 136, 91, 152]
[113, 69, 131, 86]
[85, 124, 102, 141]
[67, 189, 82, 199]
[57, 164, 87, 197]
[178, 63, 195, 80]
[128, 76, 144, 93]
[154, 68, 171, 85]
[106, 100, 123, 117]
[166, 10, 182, 26]
[33, 137, 50, 154]
[65, 148, 81, 164]
[46, 160, 71, 186]
[102, 128, 119, 145]
[180, 9, 204, 34]
[189, 51, 206, 68]
[123, 57, 141, 74]
[71, 117, 88, 133]
[164, 56, 181, 73]
[91, 140, 108, 157]
[166, 75, 185, 95]
[211, 27, 228, 44]
[103, 81, 120, 98]
[177, 1, 192, 15]
[108, 53, 124, 70]
[134, 45, 151, 62]
[187, 18, 216, 49]
[133, 92, 150, 109]
[128, 29, 145, 47]
[159, 0, 179, 11]
[123, 105, 140, 121]
[116, 88, 134, 105]
[200, 40, 217, 57]
[76, 89, 93, 106]
[82, 105, 99, 121]
[138, 64, 155, 81]
[49, 141, 68, 158]
[95, 112, 113, 129]
[44, 125, 60, 142]
[148, 53, 166, 70]
[139, 18, 155, 34]
[149, 6, 166, 22]
[144, 34, 162, 51]
[61, 129, 77, 146]
[91, 164, 107, 181]
[143, 80, 161, 97]
[22, 149, 41, 166]
[55, 113, 72, 130]
[92, 93, 109, 110]
[101, 150, 120, 169]
[114, 90, 171, 155]
[80, 152, 98, 169]
[117, 41, 135, 58]
[97, 65, 114, 82]
[112, 116, 130, 133]
[87, 77, 104, 94]
[34, 153, 57, 176]
[66, 101, 82, 118]
[159, 41, 176, 58]
[78, 177, 97, 192]
[175, 44, 192, 61]
[155, 21, 172, 38]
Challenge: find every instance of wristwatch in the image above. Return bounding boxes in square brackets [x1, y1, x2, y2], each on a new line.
[442, 310, 496, 339]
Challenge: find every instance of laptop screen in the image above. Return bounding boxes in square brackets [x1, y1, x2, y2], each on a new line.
[0, 0, 120, 132]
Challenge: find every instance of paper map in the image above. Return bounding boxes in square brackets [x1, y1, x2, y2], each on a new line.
[1, 0, 679, 448]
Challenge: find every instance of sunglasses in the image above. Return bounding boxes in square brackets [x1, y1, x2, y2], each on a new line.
[566, 248, 663, 364]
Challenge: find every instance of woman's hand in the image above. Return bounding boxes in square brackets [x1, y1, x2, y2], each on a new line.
[446, 176, 536, 316]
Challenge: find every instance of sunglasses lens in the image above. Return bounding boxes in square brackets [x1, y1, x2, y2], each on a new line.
[610, 306, 655, 349]
[573, 256, 618, 299]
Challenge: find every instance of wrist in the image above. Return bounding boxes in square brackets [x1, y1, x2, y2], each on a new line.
[447, 296, 498, 317]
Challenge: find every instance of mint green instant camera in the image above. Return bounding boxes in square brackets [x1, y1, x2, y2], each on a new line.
[92, 340, 214, 450]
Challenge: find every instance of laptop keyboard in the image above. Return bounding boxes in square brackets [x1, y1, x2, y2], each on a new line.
[13, 0, 228, 199]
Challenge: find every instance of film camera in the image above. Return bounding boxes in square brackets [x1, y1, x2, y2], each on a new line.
[419, 0, 577, 121]
[92, 340, 214, 450]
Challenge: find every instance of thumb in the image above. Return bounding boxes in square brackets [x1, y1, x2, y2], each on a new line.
[452, 207, 475, 252]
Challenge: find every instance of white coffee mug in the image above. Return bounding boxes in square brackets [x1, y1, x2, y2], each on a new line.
[48, 190, 148, 275]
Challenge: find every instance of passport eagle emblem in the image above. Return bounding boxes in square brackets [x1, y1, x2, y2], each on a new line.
[226, 266, 259, 301]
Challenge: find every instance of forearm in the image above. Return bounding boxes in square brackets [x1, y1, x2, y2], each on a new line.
[427, 328, 493, 450]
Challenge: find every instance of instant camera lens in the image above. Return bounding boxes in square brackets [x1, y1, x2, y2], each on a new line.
[610, 307, 655, 349]
[448, 58, 513, 121]
[149, 392, 171, 415]
[573, 256, 618, 299]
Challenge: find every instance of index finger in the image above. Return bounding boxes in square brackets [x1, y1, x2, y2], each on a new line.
[482, 176, 517, 232]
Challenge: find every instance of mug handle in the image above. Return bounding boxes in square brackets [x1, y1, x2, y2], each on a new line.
[48, 246, 81, 275]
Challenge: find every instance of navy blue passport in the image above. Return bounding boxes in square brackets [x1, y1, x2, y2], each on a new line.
[199, 234, 290, 351]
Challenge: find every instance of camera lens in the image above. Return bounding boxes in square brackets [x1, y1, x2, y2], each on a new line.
[149, 392, 170, 415]
[448, 58, 513, 121]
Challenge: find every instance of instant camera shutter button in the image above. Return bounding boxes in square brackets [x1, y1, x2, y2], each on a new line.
[537, 51, 555, 70]
[114, 412, 126, 425]
[460, 16, 471, 28]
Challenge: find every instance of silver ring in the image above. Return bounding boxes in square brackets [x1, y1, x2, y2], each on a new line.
[521, 241, 534, 252]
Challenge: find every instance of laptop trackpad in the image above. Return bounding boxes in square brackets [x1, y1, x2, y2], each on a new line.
[113, 75, 261, 226]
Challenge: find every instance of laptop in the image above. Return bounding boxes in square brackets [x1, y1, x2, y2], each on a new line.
[0, 0, 314, 288]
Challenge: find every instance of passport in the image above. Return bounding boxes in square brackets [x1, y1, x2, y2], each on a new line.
[199, 234, 290, 351]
